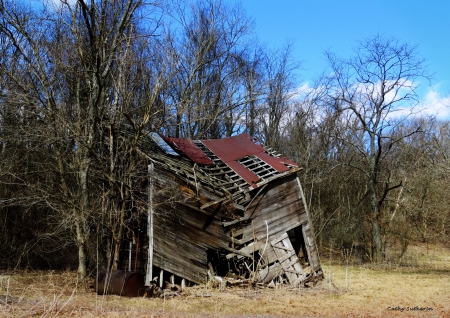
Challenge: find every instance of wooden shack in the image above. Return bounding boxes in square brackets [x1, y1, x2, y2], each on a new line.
[116, 128, 323, 288]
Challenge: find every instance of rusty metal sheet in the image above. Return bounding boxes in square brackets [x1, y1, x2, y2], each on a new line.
[160, 135, 214, 165]
[156, 133, 299, 187]
[278, 156, 299, 168]
[95, 270, 146, 297]
[201, 134, 298, 183]
[225, 160, 259, 187]
[201, 134, 264, 162]
[255, 152, 290, 172]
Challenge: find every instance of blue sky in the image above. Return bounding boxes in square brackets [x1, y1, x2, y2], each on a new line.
[237, 0, 450, 118]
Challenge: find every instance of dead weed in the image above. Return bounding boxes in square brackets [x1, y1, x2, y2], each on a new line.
[1, 244, 450, 317]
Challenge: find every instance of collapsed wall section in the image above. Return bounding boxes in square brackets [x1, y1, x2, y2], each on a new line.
[223, 174, 322, 285]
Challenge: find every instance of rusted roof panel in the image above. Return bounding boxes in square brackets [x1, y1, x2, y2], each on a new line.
[279, 156, 299, 167]
[225, 160, 259, 188]
[156, 133, 298, 188]
[202, 134, 299, 171]
[159, 135, 214, 165]
[201, 134, 263, 162]
[201, 134, 298, 185]
[255, 152, 290, 172]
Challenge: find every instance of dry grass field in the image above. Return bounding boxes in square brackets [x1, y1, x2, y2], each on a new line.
[1, 243, 449, 318]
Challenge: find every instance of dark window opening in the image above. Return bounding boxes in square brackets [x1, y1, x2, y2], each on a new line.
[287, 225, 309, 267]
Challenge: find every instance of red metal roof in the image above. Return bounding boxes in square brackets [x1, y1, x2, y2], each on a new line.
[201, 134, 264, 162]
[159, 135, 214, 165]
[225, 160, 260, 186]
[201, 134, 297, 169]
[158, 133, 299, 187]
[201, 134, 298, 185]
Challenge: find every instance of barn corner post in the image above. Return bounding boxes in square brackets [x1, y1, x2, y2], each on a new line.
[145, 162, 154, 286]
[296, 176, 323, 277]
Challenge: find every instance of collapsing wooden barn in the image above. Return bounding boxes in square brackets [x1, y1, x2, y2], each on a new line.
[102, 128, 323, 293]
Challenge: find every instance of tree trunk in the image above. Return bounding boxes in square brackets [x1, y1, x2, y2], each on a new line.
[371, 219, 383, 263]
[75, 220, 87, 279]
[370, 176, 383, 263]
[112, 193, 128, 270]
[78, 149, 91, 279]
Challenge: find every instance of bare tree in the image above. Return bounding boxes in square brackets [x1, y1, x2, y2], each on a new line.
[258, 44, 298, 148]
[0, 0, 156, 278]
[322, 35, 430, 262]
[163, 0, 253, 139]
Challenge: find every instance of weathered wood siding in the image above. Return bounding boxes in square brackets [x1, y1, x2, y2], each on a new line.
[152, 169, 231, 284]
[227, 173, 319, 284]
[228, 173, 308, 245]
[150, 168, 320, 285]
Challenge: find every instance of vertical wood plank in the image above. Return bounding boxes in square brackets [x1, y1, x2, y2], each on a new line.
[145, 163, 154, 286]
[302, 224, 321, 271]
[296, 176, 322, 272]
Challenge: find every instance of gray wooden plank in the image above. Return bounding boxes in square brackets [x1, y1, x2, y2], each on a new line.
[278, 250, 296, 263]
[282, 237, 305, 274]
[270, 232, 289, 245]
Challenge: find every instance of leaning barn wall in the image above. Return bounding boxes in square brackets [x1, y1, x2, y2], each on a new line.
[150, 169, 321, 285]
[151, 168, 232, 284]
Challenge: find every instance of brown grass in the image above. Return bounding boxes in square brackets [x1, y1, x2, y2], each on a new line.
[1, 243, 450, 317]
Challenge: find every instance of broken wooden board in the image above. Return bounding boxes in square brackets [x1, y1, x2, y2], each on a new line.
[270, 232, 305, 285]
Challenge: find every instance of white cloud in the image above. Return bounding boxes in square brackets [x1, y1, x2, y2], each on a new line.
[41, 0, 77, 11]
[419, 88, 450, 119]
[293, 80, 450, 121]
[292, 82, 314, 99]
